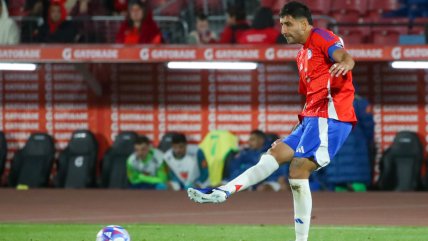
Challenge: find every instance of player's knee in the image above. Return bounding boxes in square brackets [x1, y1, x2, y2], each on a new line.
[267, 142, 293, 164]
[288, 158, 312, 179]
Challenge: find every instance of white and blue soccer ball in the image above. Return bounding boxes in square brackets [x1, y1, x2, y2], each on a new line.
[96, 225, 131, 241]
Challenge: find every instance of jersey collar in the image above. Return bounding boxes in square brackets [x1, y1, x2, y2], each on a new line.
[303, 27, 315, 48]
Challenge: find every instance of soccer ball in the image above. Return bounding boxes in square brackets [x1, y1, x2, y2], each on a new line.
[96, 225, 131, 241]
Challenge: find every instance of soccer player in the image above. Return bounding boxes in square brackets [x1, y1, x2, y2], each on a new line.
[187, 2, 357, 241]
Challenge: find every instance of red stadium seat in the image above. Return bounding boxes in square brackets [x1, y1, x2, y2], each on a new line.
[331, 0, 368, 16]
[7, 0, 26, 16]
[410, 18, 428, 34]
[372, 30, 400, 44]
[367, 0, 400, 21]
[300, 0, 331, 15]
[194, 0, 224, 12]
[272, 0, 288, 14]
[330, 12, 361, 23]
[338, 28, 367, 44]
[158, 0, 185, 15]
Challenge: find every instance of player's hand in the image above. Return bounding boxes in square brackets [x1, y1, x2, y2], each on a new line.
[329, 62, 351, 77]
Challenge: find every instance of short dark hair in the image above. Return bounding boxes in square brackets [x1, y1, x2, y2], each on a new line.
[227, 5, 246, 21]
[252, 7, 274, 29]
[172, 133, 187, 144]
[135, 135, 150, 145]
[279, 1, 313, 25]
[250, 129, 266, 140]
[197, 12, 208, 21]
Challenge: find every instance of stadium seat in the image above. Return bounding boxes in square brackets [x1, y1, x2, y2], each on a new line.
[8, 133, 55, 188]
[157, 0, 185, 16]
[0, 132, 6, 182]
[158, 132, 177, 153]
[55, 130, 98, 188]
[330, 0, 368, 21]
[410, 17, 428, 34]
[370, 18, 408, 44]
[367, 0, 400, 21]
[378, 131, 423, 191]
[300, 0, 331, 15]
[338, 28, 367, 44]
[101, 131, 138, 188]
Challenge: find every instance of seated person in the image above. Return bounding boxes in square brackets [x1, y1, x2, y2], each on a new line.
[126, 135, 167, 189]
[164, 133, 208, 190]
[0, 0, 20, 44]
[33, 0, 79, 43]
[218, 5, 249, 44]
[236, 7, 281, 44]
[187, 12, 217, 44]
[115, 0, 162, 44]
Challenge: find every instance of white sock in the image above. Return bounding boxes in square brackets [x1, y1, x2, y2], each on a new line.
[289, 179, 312, 241]
[220, 154, 279, 194]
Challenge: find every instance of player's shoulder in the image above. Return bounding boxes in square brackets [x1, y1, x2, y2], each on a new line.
[311, 28, 338, 42]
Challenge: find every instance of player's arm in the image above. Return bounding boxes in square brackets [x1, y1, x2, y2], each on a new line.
[329, 49, 355, 77]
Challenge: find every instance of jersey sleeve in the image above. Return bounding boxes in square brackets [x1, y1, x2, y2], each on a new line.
[313, 29, 344, 62]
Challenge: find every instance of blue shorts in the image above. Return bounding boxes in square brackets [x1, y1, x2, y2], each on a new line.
[282, 117, 352, 169]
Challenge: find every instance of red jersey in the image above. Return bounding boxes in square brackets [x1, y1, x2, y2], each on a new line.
[237, 28, 280, 44]
[296, 28, 357, 124]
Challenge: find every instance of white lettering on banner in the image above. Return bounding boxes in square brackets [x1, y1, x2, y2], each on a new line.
[53, 94, 87, 101]
[54, 103, 88, 109]
[5, 122, 39, 129]
[215, 49, 259, 59]
[5, 112, 39, 120]
[267, 85, 298, 92]
[382, 75, 418, 82]
[266, 65, 294, 72]
[168, 114, 201, 121]
[166, 85, 201, 92]
[120, 113, 153, 121]
[265, 48, 275, 60]
[217, 95, 251, 102]
[118, 75, 154, 82]
[5, 93, 38, 101]
[167, 124, 201, 131]
[267, 105, 301, 111]
[5, 83, 38, 91]
[167, 105, 201, 111]
[54, 133, 72, 140]
[382, 85, 417, 92]
[383, 115, 418, 122]
[5, 103, 38, 110]
[119, 104, 153, 111]
[73, 49, 118, 59]
[217, 85, 251, 92]
[216, 124, 251, 132]
[0, 49, 40, 59]
[53, 73, 84, 81]
[403, 48, 428, 58]
[267, 74, 299, 82]
[54, 112, 88, 120]
[216, 74, 251, 82]
[347, 49, 383, 58]
[167, 95, 201, 102]
[55, 122, 88, 130]
[382, 105, 418, 112]
[383, 95, 417, 103]
[167, 75, 201, 82]
[267, 124, 295, 132]
[120, 95, 153, 102]
[383, 125, 418, 132]
[120, 85, 154, 92]
[267, 114, 298, 122]
[383, 135, 395, 143]
[187, 134, 202, 142]
[217, 114, 251, 122]
[54, 83, 87, 91]
[217, 104, 251, 111]
[53, 65, 75, 71]
[6, 132, 31, 140]
[119, 124, 154, 131]
[276, 49, 300, 59]
[268, 95, 301, 102]
[150, 49, 196, 59]
[391, 47, 401, 59]
[4, 73, 38, 81]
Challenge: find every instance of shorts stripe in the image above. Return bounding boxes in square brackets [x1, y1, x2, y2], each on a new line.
[314, 117, 330, 168]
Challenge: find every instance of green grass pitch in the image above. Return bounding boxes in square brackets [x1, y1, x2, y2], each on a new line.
[0, 224, 427, 241]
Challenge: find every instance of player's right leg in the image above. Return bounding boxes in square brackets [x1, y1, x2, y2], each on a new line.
[188, 125, 302, 204]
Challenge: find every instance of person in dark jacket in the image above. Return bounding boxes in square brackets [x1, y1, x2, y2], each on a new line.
[115, 0, 162, 44]
[219, 5, 250, 44]
[33, 0, 79, 43]
[237, 7, 282, 44]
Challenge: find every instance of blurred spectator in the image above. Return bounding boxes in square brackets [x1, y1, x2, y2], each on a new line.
[319, 94, 375, 191]
[187, 13, 217, 44]
[115, 0, 162, 44]
[105, 0, 128, 15]
[164, 133, 208, 191]
[0, 0, 20, 44]
[69, 0, 106, 16]
[33, 0, 80, 43]
[126, 135, 167, 190]
[237, 7, 282, 44]
[21, 0, 48, 43]
[219, 5, 250, 44]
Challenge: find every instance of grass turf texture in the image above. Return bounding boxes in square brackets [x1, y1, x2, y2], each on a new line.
[0, 224, 427, 241]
